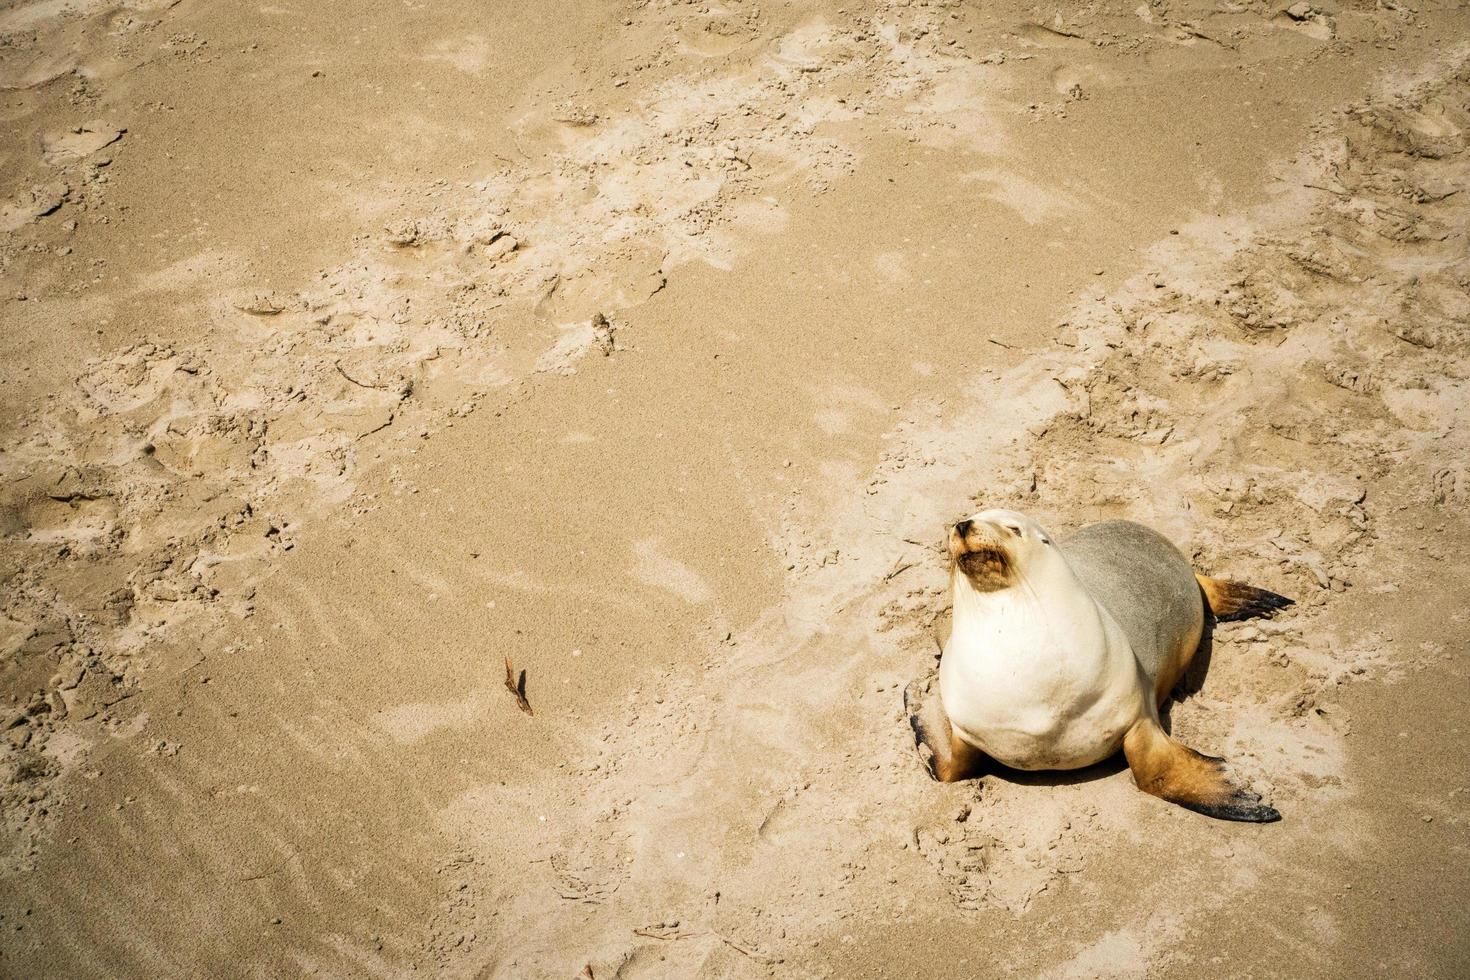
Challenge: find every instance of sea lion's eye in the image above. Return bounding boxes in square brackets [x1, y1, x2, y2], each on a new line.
[1001, 523, 1023, 538]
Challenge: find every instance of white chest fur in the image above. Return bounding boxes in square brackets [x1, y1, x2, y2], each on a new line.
[939, 565, 1144, 771]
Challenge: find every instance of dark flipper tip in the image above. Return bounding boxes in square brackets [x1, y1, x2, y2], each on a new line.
[1179, 784, 1283, 823]
[1212, 582, 1296, 622]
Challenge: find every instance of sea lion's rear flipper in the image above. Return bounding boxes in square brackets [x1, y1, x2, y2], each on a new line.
[1123, 718, 1281, 822]
[904, 677, 987, 783]
[1195, 573, 1293, 621]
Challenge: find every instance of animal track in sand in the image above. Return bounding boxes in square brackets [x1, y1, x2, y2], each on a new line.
[427, 47, 1470, 973]
[3, 7, 1035, 855]
[631, 539, 716, 605]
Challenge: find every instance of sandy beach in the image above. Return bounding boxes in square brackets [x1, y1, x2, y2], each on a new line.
[2, 0, 1468, 976]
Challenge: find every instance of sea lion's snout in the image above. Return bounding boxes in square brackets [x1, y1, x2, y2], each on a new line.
[948, 519, 982, 559]
[948, 517, 996, 556]
[949, 517, 1015, 591]
[948, 517, 1005, 553]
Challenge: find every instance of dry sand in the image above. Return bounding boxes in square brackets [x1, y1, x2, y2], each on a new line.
[2, 0, 1469, 976]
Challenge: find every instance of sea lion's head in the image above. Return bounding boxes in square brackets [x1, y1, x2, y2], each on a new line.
[948, 508, 1055, 593]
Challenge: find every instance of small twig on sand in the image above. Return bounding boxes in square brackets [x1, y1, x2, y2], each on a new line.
[335, 359, 388, 390]
[716, 935, 780, 963]
[504, 656, 533, 715]
[355, 413, 397, 441]
[631, 928, 779, 964]
[1177, 21, 1237, 49]
[884, 557, 915, 582]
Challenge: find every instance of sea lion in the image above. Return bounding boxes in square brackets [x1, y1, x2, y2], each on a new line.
[905, 509, 1292, 822]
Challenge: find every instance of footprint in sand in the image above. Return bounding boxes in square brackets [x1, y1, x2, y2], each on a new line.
[40, 120, 125, 167]
[370, 694, 490, 744]
[1016, 21, 1093, 49]
[631, 538, 714, 604]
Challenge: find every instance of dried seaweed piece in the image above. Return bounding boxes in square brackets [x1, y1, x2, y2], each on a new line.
[504, 656, 533, 716]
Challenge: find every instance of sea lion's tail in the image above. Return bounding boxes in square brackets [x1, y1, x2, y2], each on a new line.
[1195, 573, 1294, 621]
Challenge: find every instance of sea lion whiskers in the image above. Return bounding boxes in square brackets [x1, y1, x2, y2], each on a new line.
[950, 519, 1017, 592]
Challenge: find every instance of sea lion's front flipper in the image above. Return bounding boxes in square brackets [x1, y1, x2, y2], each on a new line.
[904, 677, 986, 783]
[1123, 718, 1281, 822]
